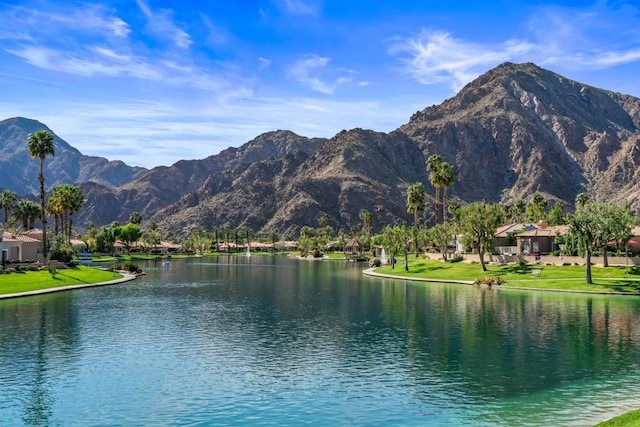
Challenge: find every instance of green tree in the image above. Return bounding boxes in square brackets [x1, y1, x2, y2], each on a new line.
[575, 193, 589, 208]
[50, 184, 85, 244]
[129, 212, 143, 225]
[381, 225, 402, 269]
[97, 222, 121, 255]
[429, 221, 456, 261]
[566, 203, 601, 284]
[27, 129, 55, 263]
[14, 199, 40, 230]
[119, 223, 142, 255]
[426, 154, 444, 224]
[527, 191, 547, 222]
[514, 198, 526, 222]
[440, 162, 456, 222]
[547, 202, 566, 226]
[0, 189, 17, 227]
[460, 202, 505, 271]
[359, 209, 373, 236]
[406, 182, 426, 230]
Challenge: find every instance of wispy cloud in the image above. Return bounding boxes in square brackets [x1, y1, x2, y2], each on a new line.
[136, 0, 191, 49]
[289, 54, 356, 94]
[389, 30, 534, 90]
[389, 2, 640, 90]
[275, 0, 320, 16]
[0, 2, 251, 94]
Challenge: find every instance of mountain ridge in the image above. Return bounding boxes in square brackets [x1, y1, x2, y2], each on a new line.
[2, 62, 640, 237]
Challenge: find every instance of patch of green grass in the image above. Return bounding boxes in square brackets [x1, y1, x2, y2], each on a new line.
[594, 408, 640, 426]
[374, 258, 640, 294]
[0, 265, 122, 295]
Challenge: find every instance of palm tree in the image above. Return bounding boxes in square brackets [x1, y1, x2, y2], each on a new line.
[575, 193, 589, 208]
[64, 185, 84, 243]
[27, 130, 55, 262]
[14, 199, 34, 230]
[46, 187, 64, 235]
[26, 201, 41, 230]
[129, 212, 143, 225]
[439, 162, 456, 222]
[406, 182, 426, 230]
[0, 189, 17, 227]
[359, 209, 373, 236]
[426, 154, 444, 224]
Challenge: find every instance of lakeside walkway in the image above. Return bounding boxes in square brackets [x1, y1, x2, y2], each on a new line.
[0, 273, 139, 300]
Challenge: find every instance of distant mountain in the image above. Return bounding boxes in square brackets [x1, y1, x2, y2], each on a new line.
[77, 130, 328, 233]
[0, 117, 147, 195]
[6, 62, 640, 238]
[399, 62, 640, 209]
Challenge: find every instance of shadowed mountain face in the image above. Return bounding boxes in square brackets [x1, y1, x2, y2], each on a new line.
[3, 62, 640, 238]
[0, 117, 147, 195]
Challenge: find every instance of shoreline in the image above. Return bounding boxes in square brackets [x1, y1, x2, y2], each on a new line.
[0, 272, 139, 300]
[363, 268, 640, 296]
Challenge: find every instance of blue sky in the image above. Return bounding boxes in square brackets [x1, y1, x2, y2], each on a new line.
[1, 0, 639, 168]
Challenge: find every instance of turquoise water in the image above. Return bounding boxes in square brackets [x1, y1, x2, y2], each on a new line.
[1, 255, 640, 426]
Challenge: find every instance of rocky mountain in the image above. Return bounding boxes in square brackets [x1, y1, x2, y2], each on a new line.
[5, 62, 640, 238]
[149, 129, 426, 237]
[77, 130, 328, 232]
[399, 62, 640, 209]
[0, 117, 147, 195]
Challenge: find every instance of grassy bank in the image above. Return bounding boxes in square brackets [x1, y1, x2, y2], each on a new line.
[0, 265, 123, 296]
[374, 258, 640, 294]
[595, 409, 640, 426]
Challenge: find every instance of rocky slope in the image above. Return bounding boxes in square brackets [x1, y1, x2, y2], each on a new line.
[0, 117, 147, 195]
[399, 62, 640, 208]
[77, 130, 327, 231]
[5, 62, 640, 238]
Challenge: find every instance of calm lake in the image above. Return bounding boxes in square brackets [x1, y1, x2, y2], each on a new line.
[1, 255, 640, 426]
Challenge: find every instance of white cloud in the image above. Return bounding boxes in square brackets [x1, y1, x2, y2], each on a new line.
[389, 3, 640, 90]
[136, 0, 192, 49]
[389, 30, 536, 90]
[289, 54, 355, 94]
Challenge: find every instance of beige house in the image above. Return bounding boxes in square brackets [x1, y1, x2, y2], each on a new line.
[515, 223, 569, 255]
[1, 231, 42, 263]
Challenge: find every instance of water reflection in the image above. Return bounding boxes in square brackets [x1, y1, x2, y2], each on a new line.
[1, 256, 639, 425]
[0, 294, 78, 426]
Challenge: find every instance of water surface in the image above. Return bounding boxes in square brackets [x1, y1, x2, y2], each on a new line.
[1, 256, 640, 426]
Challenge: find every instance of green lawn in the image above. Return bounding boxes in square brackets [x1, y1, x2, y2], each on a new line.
[595, 409, 640, 426]
[374, 258, 640, 294]
[0, 265, 123, 296]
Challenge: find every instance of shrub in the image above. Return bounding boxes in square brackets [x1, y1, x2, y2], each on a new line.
[124, 262, 141, 274]
[473, 276, 505, 287]
[23, 264, 40, 271]
[369, 258, 381, 268]
[449, 255, 464, 263]
[48, 264, 58, 278]
[562, 262, 571, 266]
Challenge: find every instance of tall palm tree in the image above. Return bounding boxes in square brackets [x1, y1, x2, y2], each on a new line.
[14, 199, 35, 230]
[27, 130, 55, 262]
[406, 182, 426, 230]
[426, 154, 444, 225]
[439, 162, 456, 222]
[46, 188, 64, 235]
[359, 209, 373, 236]
[0, 189, 17, 227]
[60, 185, 85, 244]
[26, 201, 41, 230]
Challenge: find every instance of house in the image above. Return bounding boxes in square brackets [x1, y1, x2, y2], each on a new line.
[493, 223, 538, 255]
[515, 222, 569, 255]
[1, 231, 42, 263]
